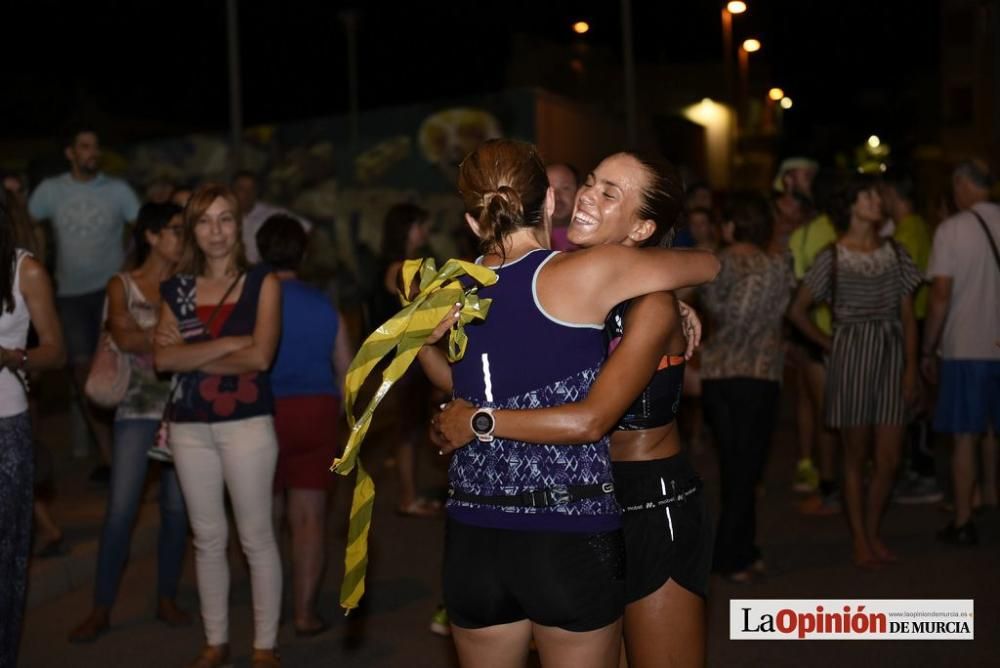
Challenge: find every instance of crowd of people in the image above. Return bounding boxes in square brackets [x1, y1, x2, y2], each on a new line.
[0, 126, 997, 668]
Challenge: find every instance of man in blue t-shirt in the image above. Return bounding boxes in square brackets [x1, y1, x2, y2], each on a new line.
[28, 128, 140, 478]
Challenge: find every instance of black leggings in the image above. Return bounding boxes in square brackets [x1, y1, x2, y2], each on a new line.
[0, 412, 33, 667]
[702, 378, 779, 574]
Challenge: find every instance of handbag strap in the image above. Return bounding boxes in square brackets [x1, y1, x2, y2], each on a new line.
[969, 209, 1000, 274]
[101, 274, 132, 345]
[201, 272, 246, 336]
[1, 365, 30, 395]
[162, 272, 246, 416]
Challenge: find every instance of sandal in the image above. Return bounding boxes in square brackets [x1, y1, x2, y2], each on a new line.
[35, 535, 69, 559]
[251, 648, 281, 667]
[396, 498, 442, 518]
[156, 597, 193, 627]
[68, 609, 110, 643]
[294, 616, 330, 638]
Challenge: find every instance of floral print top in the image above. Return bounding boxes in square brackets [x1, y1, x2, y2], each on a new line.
[698, 248, 796, 383]
[115, 273, 172, 421]
[160, 264, 273, 423]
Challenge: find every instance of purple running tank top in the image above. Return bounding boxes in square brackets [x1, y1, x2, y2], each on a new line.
[448, 249, 620, 532]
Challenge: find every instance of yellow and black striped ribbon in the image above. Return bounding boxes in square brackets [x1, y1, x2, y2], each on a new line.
[330, 257, 498, 611]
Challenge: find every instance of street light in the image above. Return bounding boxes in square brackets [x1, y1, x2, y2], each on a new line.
[572, 21, 590, 34]
[780, 96, 793, 109]
[868, 134, 881, 148]
[721, 1, 748, 182]
[737, 38, 762, 126]
[721, 2, 748, 107]
[768, 87, 785, 101]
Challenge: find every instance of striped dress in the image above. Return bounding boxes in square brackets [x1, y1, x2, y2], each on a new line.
[803, 241, 922, 427]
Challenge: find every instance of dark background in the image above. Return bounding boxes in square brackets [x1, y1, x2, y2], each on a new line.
[1, 0, 941, 161]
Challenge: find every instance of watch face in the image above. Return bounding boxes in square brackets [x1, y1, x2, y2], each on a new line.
[472, 412, 494, 434]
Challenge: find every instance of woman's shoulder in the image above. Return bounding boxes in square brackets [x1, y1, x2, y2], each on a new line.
[105, 272, 129, 295]
[15, 252, 45, 283]
[160, 273, 195, 300]
[283, 278, 329, 302]
[717, 244, 758, 269]
[543, 245, 626, 277]
[242, 263, 273, 288]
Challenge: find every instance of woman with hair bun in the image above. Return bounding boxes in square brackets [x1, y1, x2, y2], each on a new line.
[418, 139, 719, 667]
[432, 150, 714, 667]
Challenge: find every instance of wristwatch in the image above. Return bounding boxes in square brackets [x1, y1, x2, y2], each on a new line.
[470, 407, 496, 443]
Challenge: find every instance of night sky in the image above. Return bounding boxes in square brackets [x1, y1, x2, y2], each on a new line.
[2, 0, 940, 161]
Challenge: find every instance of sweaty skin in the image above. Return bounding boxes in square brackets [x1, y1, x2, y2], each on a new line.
[431, 290, 685, 460]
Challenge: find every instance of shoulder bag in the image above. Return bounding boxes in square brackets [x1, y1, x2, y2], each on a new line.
[148, 273, 245, 463]
[84, 274, 132, 409]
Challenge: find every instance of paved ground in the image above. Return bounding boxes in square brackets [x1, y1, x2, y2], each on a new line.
[16, 379, 1000, 667]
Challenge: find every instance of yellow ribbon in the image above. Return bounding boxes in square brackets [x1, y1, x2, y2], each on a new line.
[330, 257, 498, 611]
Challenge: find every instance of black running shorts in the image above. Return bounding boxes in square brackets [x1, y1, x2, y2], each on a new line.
[613, 454, 713, 602]
[443, 519, 625, 632]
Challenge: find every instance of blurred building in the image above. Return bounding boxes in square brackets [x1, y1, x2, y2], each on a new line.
[507, 33, 738, 188]
[940, 0, 999, 169]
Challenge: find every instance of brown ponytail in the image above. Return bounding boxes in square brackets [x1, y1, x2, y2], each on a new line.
[458, 139, 548, 261]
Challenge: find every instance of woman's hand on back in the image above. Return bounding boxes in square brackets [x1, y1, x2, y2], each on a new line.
[431, 399, 477, 454]
[678, 301, 702, 359]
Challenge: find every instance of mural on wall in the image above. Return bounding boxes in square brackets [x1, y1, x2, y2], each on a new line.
[124, 91, 532, 295]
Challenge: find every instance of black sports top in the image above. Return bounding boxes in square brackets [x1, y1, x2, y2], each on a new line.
[604, 300, 685, 431]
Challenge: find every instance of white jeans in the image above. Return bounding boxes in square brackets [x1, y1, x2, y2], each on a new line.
[171, 416, 282, 649]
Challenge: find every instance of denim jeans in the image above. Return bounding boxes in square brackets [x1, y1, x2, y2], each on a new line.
[94, 418, 188, 607]
[0, 412, 33, 667]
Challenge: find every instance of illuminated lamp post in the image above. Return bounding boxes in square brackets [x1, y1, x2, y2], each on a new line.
[721, 1, 747, 107]
[737, 38, 761, 135]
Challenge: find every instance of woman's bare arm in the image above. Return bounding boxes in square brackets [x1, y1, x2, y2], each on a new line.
[6, 257, 65, 371]
[200, 273, 282, 374]
[416, 303, 462, 393]
[332, 311, 353, 396]
[538, 245, 719, 326]
[153, 301, 251, 372]
[418, 346, 453, 393]
[106, 275, 152, 354]
[786, 282, 832, 352]
[433, 291, 675, 451]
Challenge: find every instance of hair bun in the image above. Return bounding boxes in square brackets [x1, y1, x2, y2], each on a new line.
[483, 185, 521, 214]
[456, 138, 549, 260]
